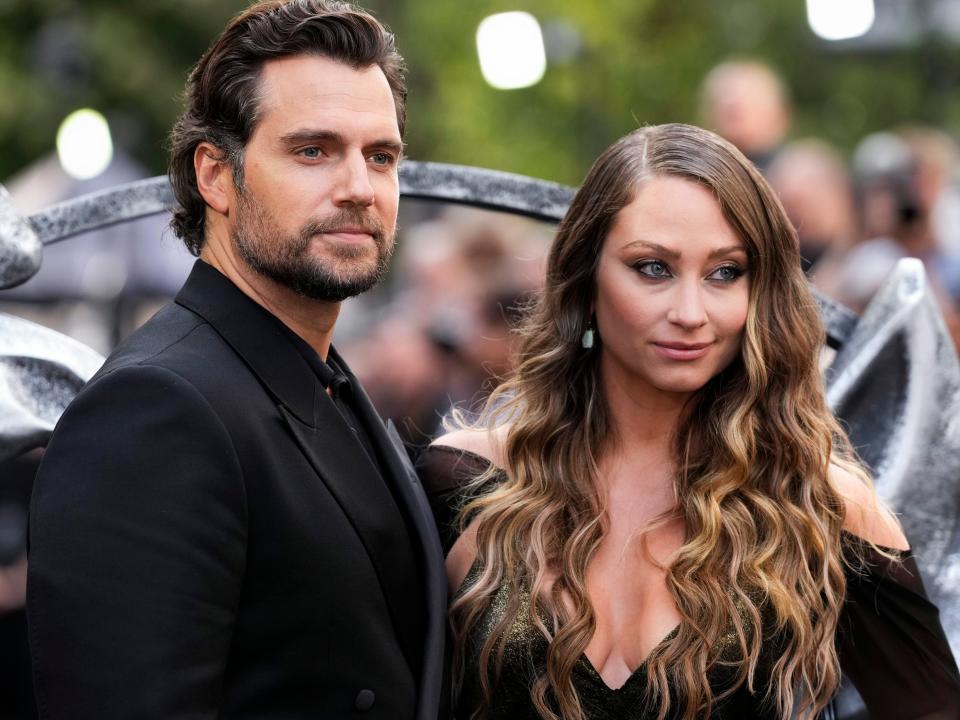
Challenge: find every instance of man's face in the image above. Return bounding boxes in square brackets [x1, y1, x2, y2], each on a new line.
[230, 55, 402, 301]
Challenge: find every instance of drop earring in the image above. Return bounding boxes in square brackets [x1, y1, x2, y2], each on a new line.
[581, 322, 595, 349]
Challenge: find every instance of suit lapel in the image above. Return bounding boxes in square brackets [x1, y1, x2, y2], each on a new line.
[175, 262, 422, 649]
[383, 420, 449, 720]
[332, 349, 448, 720]
[279, 399, 421, 635]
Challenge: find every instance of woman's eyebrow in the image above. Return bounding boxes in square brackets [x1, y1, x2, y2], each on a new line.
[621, 241, 746, 261]
[707, 245, 747, 260]
[622, 240, 680, 260]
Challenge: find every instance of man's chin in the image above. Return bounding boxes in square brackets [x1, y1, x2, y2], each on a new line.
[295, 280, 379, 302]
[237, 241, 388, 301]
[289, 266, 385, 302]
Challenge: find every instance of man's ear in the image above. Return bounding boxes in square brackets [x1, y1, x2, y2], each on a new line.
[194, 142, 233, 215]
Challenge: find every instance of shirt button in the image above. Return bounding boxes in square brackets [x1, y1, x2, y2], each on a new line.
[354, 689, 375, 712]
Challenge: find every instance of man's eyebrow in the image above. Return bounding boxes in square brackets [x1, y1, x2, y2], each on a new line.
[278, 129, 404, 154]
[279, 129, 344, 146]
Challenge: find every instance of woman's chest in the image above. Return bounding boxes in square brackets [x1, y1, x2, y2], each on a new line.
[582, 518, 686, 689]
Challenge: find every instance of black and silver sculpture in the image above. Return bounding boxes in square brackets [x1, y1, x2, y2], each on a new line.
[0, 313, 103, 464]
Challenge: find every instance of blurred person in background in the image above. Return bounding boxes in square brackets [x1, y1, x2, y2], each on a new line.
[900, 125, 960, 298]
[834, 130, 960, 346]
[767, 139, 860, 288]
[346, 207, 549, 441]
[27, 2, 447, 719]
[700, 60, 791, 175]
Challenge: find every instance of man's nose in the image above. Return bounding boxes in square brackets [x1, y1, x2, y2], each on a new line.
[332, 152, 375, 207]
[666, 280, 708, 329]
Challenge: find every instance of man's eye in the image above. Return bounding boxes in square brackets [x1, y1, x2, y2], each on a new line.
[299, 147, 322, 159]
[369, 152, 394, 166]
[635, 260, 670, 279]
[709, 264, 745, 283]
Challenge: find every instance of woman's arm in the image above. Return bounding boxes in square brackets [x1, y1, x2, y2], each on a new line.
[831, 466, 960, 718]
[418, 427, 507, 594]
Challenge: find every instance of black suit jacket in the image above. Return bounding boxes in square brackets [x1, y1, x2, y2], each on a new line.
[28, 260, 447, 720]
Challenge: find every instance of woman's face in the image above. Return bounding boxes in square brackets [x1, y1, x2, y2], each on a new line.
[593, 175, 750, 403]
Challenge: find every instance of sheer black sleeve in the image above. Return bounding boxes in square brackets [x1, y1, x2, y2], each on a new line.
[415, 445, 498, 555]
[837, 534, 960, 719]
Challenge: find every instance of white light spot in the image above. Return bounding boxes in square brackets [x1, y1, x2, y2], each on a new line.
[476, 12, 547, 90]
[56, 109, 114, 180]
[806, 0, 875, 41]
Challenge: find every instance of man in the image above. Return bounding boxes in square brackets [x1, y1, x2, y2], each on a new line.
[767, 139, 858, 274]
[27, 2, 446, 718]
[700, 60, 791, 175]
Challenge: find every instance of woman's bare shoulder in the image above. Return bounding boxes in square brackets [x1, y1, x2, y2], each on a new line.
[434, 426, 510, 590]
[830, 463, 910, 551]
[431, 425, 509, 470]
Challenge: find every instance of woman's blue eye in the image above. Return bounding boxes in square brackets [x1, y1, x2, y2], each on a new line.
[709, 264, 745, 282]
[636, 260, 670, 278]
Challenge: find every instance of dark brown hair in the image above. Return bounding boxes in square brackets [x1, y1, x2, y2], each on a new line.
[168, 0, 407, 255]
[452, 124, 859, 719]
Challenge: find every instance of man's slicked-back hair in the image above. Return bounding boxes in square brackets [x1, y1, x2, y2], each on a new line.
[168, 0, 407, 256]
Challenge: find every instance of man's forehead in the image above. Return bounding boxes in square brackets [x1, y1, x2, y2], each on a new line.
[255, 55, 399, 136]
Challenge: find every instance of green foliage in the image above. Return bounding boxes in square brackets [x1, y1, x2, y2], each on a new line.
[1, 0, 956, 185]
[0, 0, 241, 181]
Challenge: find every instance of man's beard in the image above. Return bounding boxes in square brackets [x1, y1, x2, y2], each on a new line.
[231, 187, 394, 302]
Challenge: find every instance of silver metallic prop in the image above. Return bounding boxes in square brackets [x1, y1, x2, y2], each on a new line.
[0, 185, 43, 290]
[0, 313, 103, 463]
[826, 259, 960, 717]
[1, 166, 958, 718]
[827, 258, 960, 640]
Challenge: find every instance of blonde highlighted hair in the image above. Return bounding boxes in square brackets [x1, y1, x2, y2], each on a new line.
[450, 123, 867, 719]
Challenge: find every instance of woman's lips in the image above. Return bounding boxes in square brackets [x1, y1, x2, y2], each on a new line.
[652, 341, 713, 361]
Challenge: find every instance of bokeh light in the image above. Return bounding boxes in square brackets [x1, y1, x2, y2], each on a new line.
[56, 109, 113, 180]
[806, 0, 875, 41]
[476, 12, 547, 90]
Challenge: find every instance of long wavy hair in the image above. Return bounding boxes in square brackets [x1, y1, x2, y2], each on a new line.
[450, 123, 866, 720]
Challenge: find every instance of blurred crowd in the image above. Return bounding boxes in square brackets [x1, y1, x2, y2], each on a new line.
[704, 60, 960, 347]
[337, 206, 553, 441]
[344, 59, 960, 443]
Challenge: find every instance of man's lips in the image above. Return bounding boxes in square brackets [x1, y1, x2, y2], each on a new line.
[320, 226, 375, 242]
[652, 341, 713, 360]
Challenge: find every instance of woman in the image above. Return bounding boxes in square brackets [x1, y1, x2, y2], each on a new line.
[418, 124, 960, 719]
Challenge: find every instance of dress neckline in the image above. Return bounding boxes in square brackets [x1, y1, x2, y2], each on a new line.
[578, 623, 681, 693]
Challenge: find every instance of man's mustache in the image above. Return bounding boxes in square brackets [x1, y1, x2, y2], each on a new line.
[302, 208, 385, 243]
